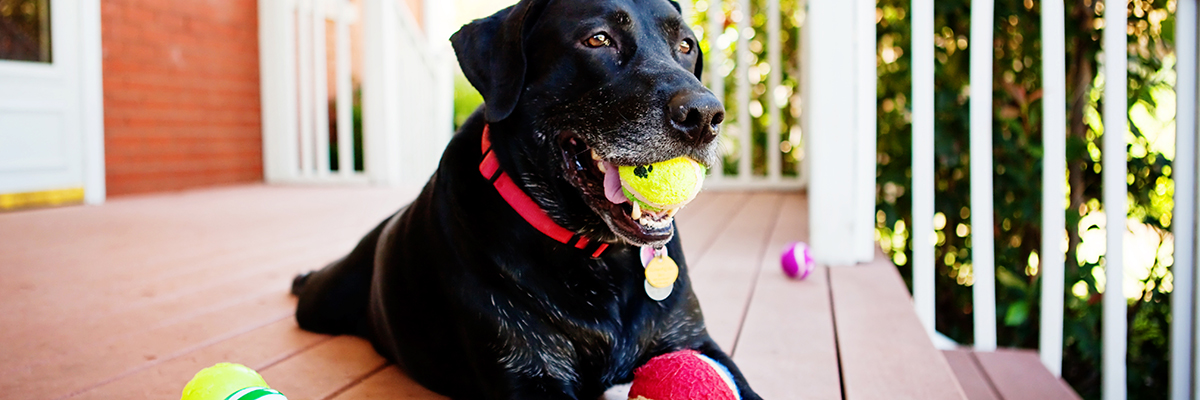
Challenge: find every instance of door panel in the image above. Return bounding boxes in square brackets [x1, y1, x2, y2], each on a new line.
[0, 110, 66, 171]
[0, 0, 86, 196]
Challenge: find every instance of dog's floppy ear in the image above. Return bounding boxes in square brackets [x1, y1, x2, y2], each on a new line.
[667, 0, 683, 13]
[450, 1, 546, 122]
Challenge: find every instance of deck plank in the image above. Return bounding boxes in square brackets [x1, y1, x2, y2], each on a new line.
[4, 243, 342, 368]
[675, 191, 751, 264]
[942, 350, 1001, 400]
[829, 261, 968, 400]
[732, 194, 842, 400]
[327, 365, 448, 400]
[69, 318, 329, 399]
[0, 186, 408, 367]
[4, 291, 295, 398]
[0, 186, 406, 295]
[674, 188, 717, 218]
[0, 186, 414, 399]
[687, 192, 783, 351]
[973, 349, 1081, 400]
[259, 335, 389, 400]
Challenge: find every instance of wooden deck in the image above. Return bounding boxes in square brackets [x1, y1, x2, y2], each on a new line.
[0, 185, 1067, 399]
[943, 349, 1081, 400]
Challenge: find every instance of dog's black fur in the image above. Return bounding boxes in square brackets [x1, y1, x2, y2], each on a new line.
[292, 0, 758, 398]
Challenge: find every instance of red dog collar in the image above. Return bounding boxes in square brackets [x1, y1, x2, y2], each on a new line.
[479, 126, 609, 258]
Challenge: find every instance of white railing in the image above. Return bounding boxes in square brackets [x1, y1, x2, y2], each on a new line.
[699, 0, 806, 191]
[909, 0, 1082, 378]
[901, 1, 1200, 400]
[258, 0, 453, 186]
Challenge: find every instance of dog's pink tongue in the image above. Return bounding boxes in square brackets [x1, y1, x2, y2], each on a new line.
[602, 161, 627, 204]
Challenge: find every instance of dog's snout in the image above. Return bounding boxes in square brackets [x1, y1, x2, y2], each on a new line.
[667, 91, 724, 145]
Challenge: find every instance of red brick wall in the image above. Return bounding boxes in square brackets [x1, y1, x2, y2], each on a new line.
[101, 0, 263, 196]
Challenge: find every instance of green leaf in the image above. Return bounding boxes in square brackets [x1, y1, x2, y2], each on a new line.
[1005, 300, 1029, 327]
[996, 265, 1028, 291]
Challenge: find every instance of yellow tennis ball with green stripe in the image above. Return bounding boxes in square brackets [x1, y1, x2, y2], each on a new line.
[619, 156, 706, 212]
[181, 363, 287, 400]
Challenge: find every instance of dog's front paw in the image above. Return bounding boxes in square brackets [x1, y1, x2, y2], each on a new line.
[290, 271, 314, 295]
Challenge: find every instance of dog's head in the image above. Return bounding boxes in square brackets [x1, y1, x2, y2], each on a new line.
[452, 0, 723, 248]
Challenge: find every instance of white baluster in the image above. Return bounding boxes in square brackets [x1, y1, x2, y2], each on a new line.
[707, 0, 725, 181]
[735, 0, 751, 181]
[911, 0, 936, 335]
[335, 0, 354, 176]
[766, 0, 781, 182]
[313, 0, 331, 174]
[853, 0, 878, 261]
[969, 0, 997, 352]
[1102, 1, 1128, 399]
[298, 0, 315, 175]
[1039, 0, 1067, 377]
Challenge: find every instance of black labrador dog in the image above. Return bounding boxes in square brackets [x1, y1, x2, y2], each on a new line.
[292, 0, 760, 398]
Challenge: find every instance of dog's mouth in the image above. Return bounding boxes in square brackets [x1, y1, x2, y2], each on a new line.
[558, 133, 680, 246]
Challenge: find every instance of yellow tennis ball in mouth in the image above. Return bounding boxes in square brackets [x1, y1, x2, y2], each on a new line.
[618, 156, 706, 211]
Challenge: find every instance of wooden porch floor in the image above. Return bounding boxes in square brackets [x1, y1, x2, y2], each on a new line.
[0, 185, 1069, 399]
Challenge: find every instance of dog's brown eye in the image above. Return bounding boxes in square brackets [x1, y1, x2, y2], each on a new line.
[678, 39, 693, 54]
[585, 33, 612, 48]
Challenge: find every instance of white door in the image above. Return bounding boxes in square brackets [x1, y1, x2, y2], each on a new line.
[0, 0, 104, 204]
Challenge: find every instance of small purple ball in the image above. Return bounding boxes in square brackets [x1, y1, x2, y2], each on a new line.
[780, 241, 815, 279]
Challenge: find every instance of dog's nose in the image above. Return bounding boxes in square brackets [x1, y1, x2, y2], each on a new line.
[667, 91, 724, 145]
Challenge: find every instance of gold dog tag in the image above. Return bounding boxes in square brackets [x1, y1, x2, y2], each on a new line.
[644, 253, 678, 289]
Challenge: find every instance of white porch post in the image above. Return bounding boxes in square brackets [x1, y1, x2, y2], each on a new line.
[361, 0, 403, 186]
[425, 0, 457, 173]
[804, 0, 877, 266]
[259, 0, 300, 183]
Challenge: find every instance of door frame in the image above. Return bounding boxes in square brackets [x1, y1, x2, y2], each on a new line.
[80, 0, 105, 204]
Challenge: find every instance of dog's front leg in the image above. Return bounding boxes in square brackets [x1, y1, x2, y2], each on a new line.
[696, 339, 764, 400]
[493, 374, 581, 400]
[482, 340, 583, 400]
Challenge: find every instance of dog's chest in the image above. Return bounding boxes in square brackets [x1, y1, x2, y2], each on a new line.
[492, 282, 689, 389]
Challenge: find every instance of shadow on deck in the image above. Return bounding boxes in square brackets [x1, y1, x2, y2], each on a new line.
[0, 185, 1075, 399]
